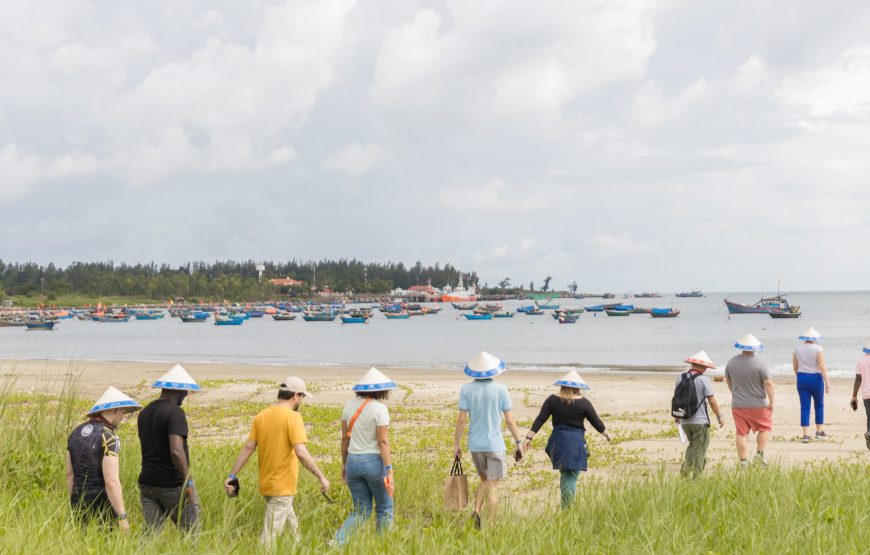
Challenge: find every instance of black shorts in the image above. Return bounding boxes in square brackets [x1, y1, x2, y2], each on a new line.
[70, 492, 114, 524]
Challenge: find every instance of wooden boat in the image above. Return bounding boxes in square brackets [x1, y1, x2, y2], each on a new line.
[463, 313, 493, 320]
[452, 302, 479, 310]
[605, 309, 630, 317]
[0, 318, 27, 327]
[585, 305, 605, 312]
[493, 311, 514, 318]
[98, 314, 131, 322]
[134, 312, 164, 320]
[271, 313, 297, 321]
[631, 307, 651, 314]
[565, 307, 586, 314]
[559, 315, 578, 324]
[422, 307, 441, 314]
[676, 290, 704, 298]
[384, 312, 410, 320]
[769, 306, 802, 319]
[724, 295, 791, 314]
[302, 313, 337, 322]
[26, 320, 56, 330]
[340, 316, 368, 324]
[180, 315, 208, 323]
[526, 308, 544, 316]
[650, 308, 680, 318]
[214, 315, 243, 325]
[408, 310, 426, 316]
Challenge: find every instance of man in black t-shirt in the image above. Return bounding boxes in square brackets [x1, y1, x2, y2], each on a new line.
[137, 365, 201, 533]
[67, 386, 141, 530]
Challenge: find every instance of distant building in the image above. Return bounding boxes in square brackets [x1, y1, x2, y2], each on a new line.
[269, 277, 305, 287]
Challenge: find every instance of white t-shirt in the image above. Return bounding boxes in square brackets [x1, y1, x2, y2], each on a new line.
[794, 343, 823, 374]
[342, 397, 390, 454]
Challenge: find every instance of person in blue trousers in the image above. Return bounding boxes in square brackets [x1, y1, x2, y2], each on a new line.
[793, 327, 830, 443]
[335, 367, 396, 545]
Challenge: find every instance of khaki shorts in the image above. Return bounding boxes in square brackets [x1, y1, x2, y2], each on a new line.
[471, 451, 507, 480]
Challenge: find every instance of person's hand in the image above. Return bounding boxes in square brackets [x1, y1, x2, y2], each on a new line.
[522, 439, 532, 453]
[341, 465, 347, 484]
[319, 476, 330, 493]
[185, 482, 198, 504]
[224, 477, 236, 496]
[716, 415, 725, 429]
[513, 446, 523, 462]
[384, 469, 394, 497]
[825, 382, 830, 394]
[118, 518, 130, 533]
[767, 403, 775, 415]
[851, 398, 858, 411]
[453, 446, 462, 460]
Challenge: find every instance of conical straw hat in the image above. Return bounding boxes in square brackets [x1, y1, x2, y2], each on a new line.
[798, 327, 823, 342]
[152, 364, 201, 391]
[553, 370, 590, 390]
[734, 334, 764, 352]
[88, 386, 142, 415]
[863, 341, 870, 355]
[684, 350, 716, 369]
[352, 367, 397, 392]
[464, 351, 506, 379]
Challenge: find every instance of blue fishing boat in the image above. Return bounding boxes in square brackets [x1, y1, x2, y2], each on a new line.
[215, 315, 243, 325]
[98, 314, 131, 322]
[249, 310, 265, 318]
[536, 303, 560, 310]
[384, 311, 410, 320]
[526, 308, 544, 316]
[558, 314, 578, 324]
[134, 312, 164, 320]
[463, 313, 493, 320]
[340, 316, 368, 324]
[516, 305, 535, 313]
[493, 311, 514, 318]
[585, 305, 605, 312]
[180, 314, 208, 323]
[302, 313, 337, 322]
[613, 304, 634, 311]
[650, 308, 680, 318]
[271, 312, 297, 321]
[26, 321, 56, 330]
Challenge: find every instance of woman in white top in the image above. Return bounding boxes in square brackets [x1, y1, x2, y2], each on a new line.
[793, 327, 829, 442]
[334, 367, 396, 545]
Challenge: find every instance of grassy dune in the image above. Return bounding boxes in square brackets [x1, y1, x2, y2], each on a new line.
[2, 375, 870, 553]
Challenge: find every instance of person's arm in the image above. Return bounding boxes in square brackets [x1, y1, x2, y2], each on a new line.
[818, 350, 829, 393]
[169, 434, 190, 479]
[340, 419, 350, 483]
[763, 379, 775, 413]
[708, 396, 724, 428]
[375, 424, 393, 495]
[293, 443, 330, 492]
[725, 368, 733, 392]
[225, 439, 256, 495]
[853, 375, 862, 402]
[792, 353, 799, 374]
[101, 456, 129, 531]
[453, 410, 467, 459]
[582, 399, 611, 440]
[503, 410, 524, 459]
[65, 451, 74, 495]
[523, 398, 553, 451]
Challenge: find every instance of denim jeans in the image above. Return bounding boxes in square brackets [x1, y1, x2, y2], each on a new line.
[335, 453, 393, 544]
[796, 372, 824, 427]
[139, 483, 200, 533]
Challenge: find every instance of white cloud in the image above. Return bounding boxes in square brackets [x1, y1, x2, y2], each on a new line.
[778, 47, 870, 117]
[438, 178, 547, 213]
[322, 142, 385, 177]
[520, 238, 538, 252]
[0, 144, 97, 201]
[586, 232, 655, 255]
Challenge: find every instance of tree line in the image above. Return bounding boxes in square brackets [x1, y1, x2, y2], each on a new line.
[0, 260, 479, 300]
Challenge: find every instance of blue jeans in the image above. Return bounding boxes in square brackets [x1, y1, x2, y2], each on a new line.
[796, 372, 824, 427]
[335, 454, 393, 544]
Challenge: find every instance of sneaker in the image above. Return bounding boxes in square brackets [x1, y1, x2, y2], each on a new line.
[801, 435, 811, 444]
[471, 511, 481, 530]
[815, 431, 829, 441]
[739, 459, 749, 469]
[753, 453, 768, 467]
[864, 432, 870, 451]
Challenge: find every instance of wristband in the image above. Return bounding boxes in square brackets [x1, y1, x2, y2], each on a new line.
[228, 474, 237, 479]
[187, 478, 194, 488]
[117, 512, 127, 521]
[384, 465, 393, 471]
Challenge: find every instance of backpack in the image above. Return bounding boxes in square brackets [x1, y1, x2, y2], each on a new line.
[671, 372, 704, 419]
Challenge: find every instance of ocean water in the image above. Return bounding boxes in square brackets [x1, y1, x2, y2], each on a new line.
[2, 292, 869, 376]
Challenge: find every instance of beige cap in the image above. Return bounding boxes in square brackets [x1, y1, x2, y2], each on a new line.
[280, 376, 313, 397]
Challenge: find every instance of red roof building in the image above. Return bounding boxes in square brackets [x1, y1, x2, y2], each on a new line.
[269, 277, 305, 287]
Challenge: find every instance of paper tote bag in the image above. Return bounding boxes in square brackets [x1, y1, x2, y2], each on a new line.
[444, 457, 468, 511]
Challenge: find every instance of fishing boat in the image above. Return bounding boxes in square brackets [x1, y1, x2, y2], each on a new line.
[98, 314, 131, 322]
[602, 293, 616, 299]
[606, 309, 631, 317]
[384, 311, 410, 320]
[0, 317, 27, 327]
[340, 315, 368, 324]
[249, 310, 265, 318]
[536, 301, 560, 310]
[441, 276, 478, 303]
[650, 308, 680, 318]
[493, 311, 514, 318]
[633, 292, 662, 298]
[26, 320, 56, 330]
[180, 314, 208, 323]
[214, 315, 243, 325]
[134, 312, 164, 320]
[584, 305, 605, 312]
[302, 313, 337, 322]
[271, 312, 297, 321]
[515, 305, 535, 313]
[769, 306, 802, 319]
[463, 313, 493, 320]
[422, 307, 441, 314]
[451, 302, 479, 311]
[631, 307, 651, 314]
[558, 315, 578, 324]
[676, 290, 704, 298]
[724, 295, 791, 314]
[526, 308, 544, 316]
[565, 307, 586, 314]
[408, 310, 426, 316]
[613, 304, 634, 311]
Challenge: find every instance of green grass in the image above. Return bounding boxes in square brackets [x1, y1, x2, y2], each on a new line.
[10, 294, 165, 308]
[3, 374, 870, 553]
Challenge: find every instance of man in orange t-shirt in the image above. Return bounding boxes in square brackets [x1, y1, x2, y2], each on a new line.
[225, 377, 330, 547]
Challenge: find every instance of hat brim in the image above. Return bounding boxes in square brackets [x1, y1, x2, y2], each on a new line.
[554, 379, 590, 390]
[734, 342, 764, 351]
[464, 360, 506, 379]
[352, 382, 397, 392]
[864, 348, 870, 354]
[153, 381, 202, 391]
[684, 358, 716, 369]
[798, 336, 822, 342]
[87, 400, 142, 415]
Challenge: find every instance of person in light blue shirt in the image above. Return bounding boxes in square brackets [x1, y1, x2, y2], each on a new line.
[452, 352, 523, 529]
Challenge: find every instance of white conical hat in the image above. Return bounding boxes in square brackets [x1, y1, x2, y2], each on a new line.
[152, 364, 201, 391]
[352, 367, 397, 392]
[553, 370, 590, 390]
[734, 334, 764, 352]
[864, 341, 870, 355]
[88, 386, 142, 415]
[798, 327, 823, 342]
[684, 350, 716, 369]
[464, 351, 506, 379]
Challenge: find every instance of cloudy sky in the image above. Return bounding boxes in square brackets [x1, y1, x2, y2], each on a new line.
[3, 1, 870, 292]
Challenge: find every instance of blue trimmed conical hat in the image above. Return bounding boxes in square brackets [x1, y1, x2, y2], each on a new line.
[554, 370, 589, 390]
[352, 367, 397, 392]
[798, 327, 822, 342]
[88, 386, 141, 415]
[464, 351, 506, 379]
[864, 341, 870, 355]
[734, 334, 764, 352]
[152, 364, 201, 391]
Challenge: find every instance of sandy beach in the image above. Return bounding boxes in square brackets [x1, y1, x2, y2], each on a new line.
[5, 358, 866, 472]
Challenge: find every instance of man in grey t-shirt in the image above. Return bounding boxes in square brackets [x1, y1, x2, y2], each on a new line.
[675, 351, 724, 477]
[724, 334, 775, 466]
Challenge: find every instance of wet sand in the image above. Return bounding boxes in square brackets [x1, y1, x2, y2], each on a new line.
[3, 359, 867, 469]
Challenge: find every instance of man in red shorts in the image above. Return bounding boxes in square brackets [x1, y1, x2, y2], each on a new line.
[725, 334, 775, 467]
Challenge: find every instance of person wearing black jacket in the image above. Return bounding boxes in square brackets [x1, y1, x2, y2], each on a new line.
[523, 370, 610, 509]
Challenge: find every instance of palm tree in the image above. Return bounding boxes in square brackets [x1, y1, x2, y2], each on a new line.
[567, 281, 578, 295]
[542, 275, 553, 292]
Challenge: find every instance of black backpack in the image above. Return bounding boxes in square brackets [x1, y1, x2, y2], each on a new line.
[671, 372, 703, 419]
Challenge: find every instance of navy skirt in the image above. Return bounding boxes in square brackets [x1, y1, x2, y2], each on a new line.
[545, 426, 588, 471]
